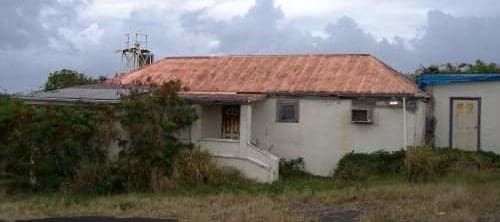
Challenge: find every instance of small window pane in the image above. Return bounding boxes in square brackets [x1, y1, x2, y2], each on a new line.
[352, 109, 369, 122]
[278, 102, 298, 123]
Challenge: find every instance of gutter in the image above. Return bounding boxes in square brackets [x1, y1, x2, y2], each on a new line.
[18, 97, 121, 105]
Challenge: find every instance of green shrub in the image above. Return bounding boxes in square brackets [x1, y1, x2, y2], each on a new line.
[116, 81, 198, 192]
[406, 147, 437, 183]
[0, 81, 199, 194]
[61, 162, 126, 194]
[406, 147, 500, 183]
[334, 150, 405, 182]
[0, 104, 113, 192]
[334, 148, 500, 184]
[279, 157, 309, 178]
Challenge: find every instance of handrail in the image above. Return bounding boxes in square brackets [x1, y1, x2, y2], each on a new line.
[212, 154, 271, 170]
[199, 138, 239, 143]
[199, 138, 279, 182]
[248, 141, 280, 161]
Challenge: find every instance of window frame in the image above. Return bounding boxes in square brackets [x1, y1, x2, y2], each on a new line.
[351, 100, 375, 124]
[276, 100, 299, 123]
[351, 108, 374, 124]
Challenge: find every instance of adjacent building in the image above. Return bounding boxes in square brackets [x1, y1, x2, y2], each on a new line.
[418, 74, 500, 153]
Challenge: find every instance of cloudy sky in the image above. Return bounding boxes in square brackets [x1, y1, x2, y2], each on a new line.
[1, 0, 500, 92]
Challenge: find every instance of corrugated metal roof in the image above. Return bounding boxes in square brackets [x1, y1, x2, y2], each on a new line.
[19, 84, 129, 104]
[20, 84, 265, 105]
[418, 74, 500, 89]
[111, 54, 417, 96]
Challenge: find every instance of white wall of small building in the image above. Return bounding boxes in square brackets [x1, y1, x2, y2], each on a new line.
[429, 81, 500, 152]
[251, 97, 426, 176]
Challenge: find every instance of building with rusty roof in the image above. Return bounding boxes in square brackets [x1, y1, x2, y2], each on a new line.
[23, 54, 428, 182]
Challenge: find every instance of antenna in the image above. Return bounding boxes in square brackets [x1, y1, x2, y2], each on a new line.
[117, 32, 154, 73]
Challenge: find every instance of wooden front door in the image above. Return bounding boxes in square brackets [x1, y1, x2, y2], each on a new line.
[451, 98, 480, 150]
[222, 105, 240, 140]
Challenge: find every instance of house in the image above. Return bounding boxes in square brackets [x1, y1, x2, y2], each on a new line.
[111, 54, 428, 181]
[23, 54, 428, 182]
[418, 74, 500, 152]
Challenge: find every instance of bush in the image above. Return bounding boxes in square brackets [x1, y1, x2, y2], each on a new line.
[172, 148, 244, 186]
[279, 158, 309, 178]
[116, 81, 198, 192]
[0, 104, 113, 192]
[333, 150, 405, 182]
[406, 147, 500, 183]
[0, 81, 199, 194]
[405, 147, 437, 183]
[61, 162, 126, 194]
[334, 148, 500, 183]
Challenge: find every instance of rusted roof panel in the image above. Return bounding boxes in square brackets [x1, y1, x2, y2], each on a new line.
[111, 54, 418, 96]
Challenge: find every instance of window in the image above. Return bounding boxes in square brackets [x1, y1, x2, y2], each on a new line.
[351, 109, 373, 123]
[351, 100, 375, 124]
[277, 100, 299, 123]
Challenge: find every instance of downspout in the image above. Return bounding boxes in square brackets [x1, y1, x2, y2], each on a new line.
[403, 97, 408, 149]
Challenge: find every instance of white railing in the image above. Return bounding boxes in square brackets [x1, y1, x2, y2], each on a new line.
[198, 138, 279, 182]
[247, 142, 279, 181]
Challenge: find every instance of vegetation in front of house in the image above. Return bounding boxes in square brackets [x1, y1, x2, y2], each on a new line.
[1, 174, 500, 222]
[0, 81, 245, 194]
[278, 157, 310, 178]
[334, 147, 500, 183]
[2, 69, 500, 221]
[334, 150, 405, 182]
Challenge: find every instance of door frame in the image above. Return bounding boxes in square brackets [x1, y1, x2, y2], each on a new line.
[221, 105, 241, 140]
[449, 97, 481, 150]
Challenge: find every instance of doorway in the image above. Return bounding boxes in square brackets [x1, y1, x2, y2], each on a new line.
[450, 97, 481, 150]
[221, 105, 240, 140]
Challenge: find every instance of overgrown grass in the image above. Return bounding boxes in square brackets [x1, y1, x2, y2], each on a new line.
[1, 173, 500, 222]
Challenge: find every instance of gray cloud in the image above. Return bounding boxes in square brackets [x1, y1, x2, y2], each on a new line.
[1, 0, 500, 92]
[182, 0, 500, 73]
[0, 0, 55, 50]
[182, 0, 315, 54]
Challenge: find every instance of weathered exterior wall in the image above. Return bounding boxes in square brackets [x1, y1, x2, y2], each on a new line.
[430, 81, 500, 153]
[201, 105, 222, 138]
[251, 97, 426, 176]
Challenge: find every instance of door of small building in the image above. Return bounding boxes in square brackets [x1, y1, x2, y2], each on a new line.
[450, 98, 481, 150]
[222, 105, 240, 140]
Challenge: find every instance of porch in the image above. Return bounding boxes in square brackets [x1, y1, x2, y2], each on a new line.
[183, 93, 279, 183]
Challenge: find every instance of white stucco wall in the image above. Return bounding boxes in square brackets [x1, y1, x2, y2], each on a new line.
[429, 81, 500, 153]
[251, 97, 426, 176]
[201, 105, 222, 138]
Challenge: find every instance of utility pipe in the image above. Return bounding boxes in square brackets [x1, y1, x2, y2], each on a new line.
[403, 97, 408, 149]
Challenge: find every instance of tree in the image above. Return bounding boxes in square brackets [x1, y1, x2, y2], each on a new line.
[118, 80, 198, 191]
[42, 69, 107, 91]
[468, 60, 499, 73]
[416, 60, 500, 75]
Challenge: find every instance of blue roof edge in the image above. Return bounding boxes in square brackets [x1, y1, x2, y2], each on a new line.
[417, 74, 500, 89]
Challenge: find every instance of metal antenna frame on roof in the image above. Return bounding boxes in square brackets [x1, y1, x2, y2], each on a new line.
[117, 32, 154, 73]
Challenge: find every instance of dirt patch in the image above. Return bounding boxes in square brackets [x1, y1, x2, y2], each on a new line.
[15, 217, 176, 222]
[290, 202, 383, 222]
